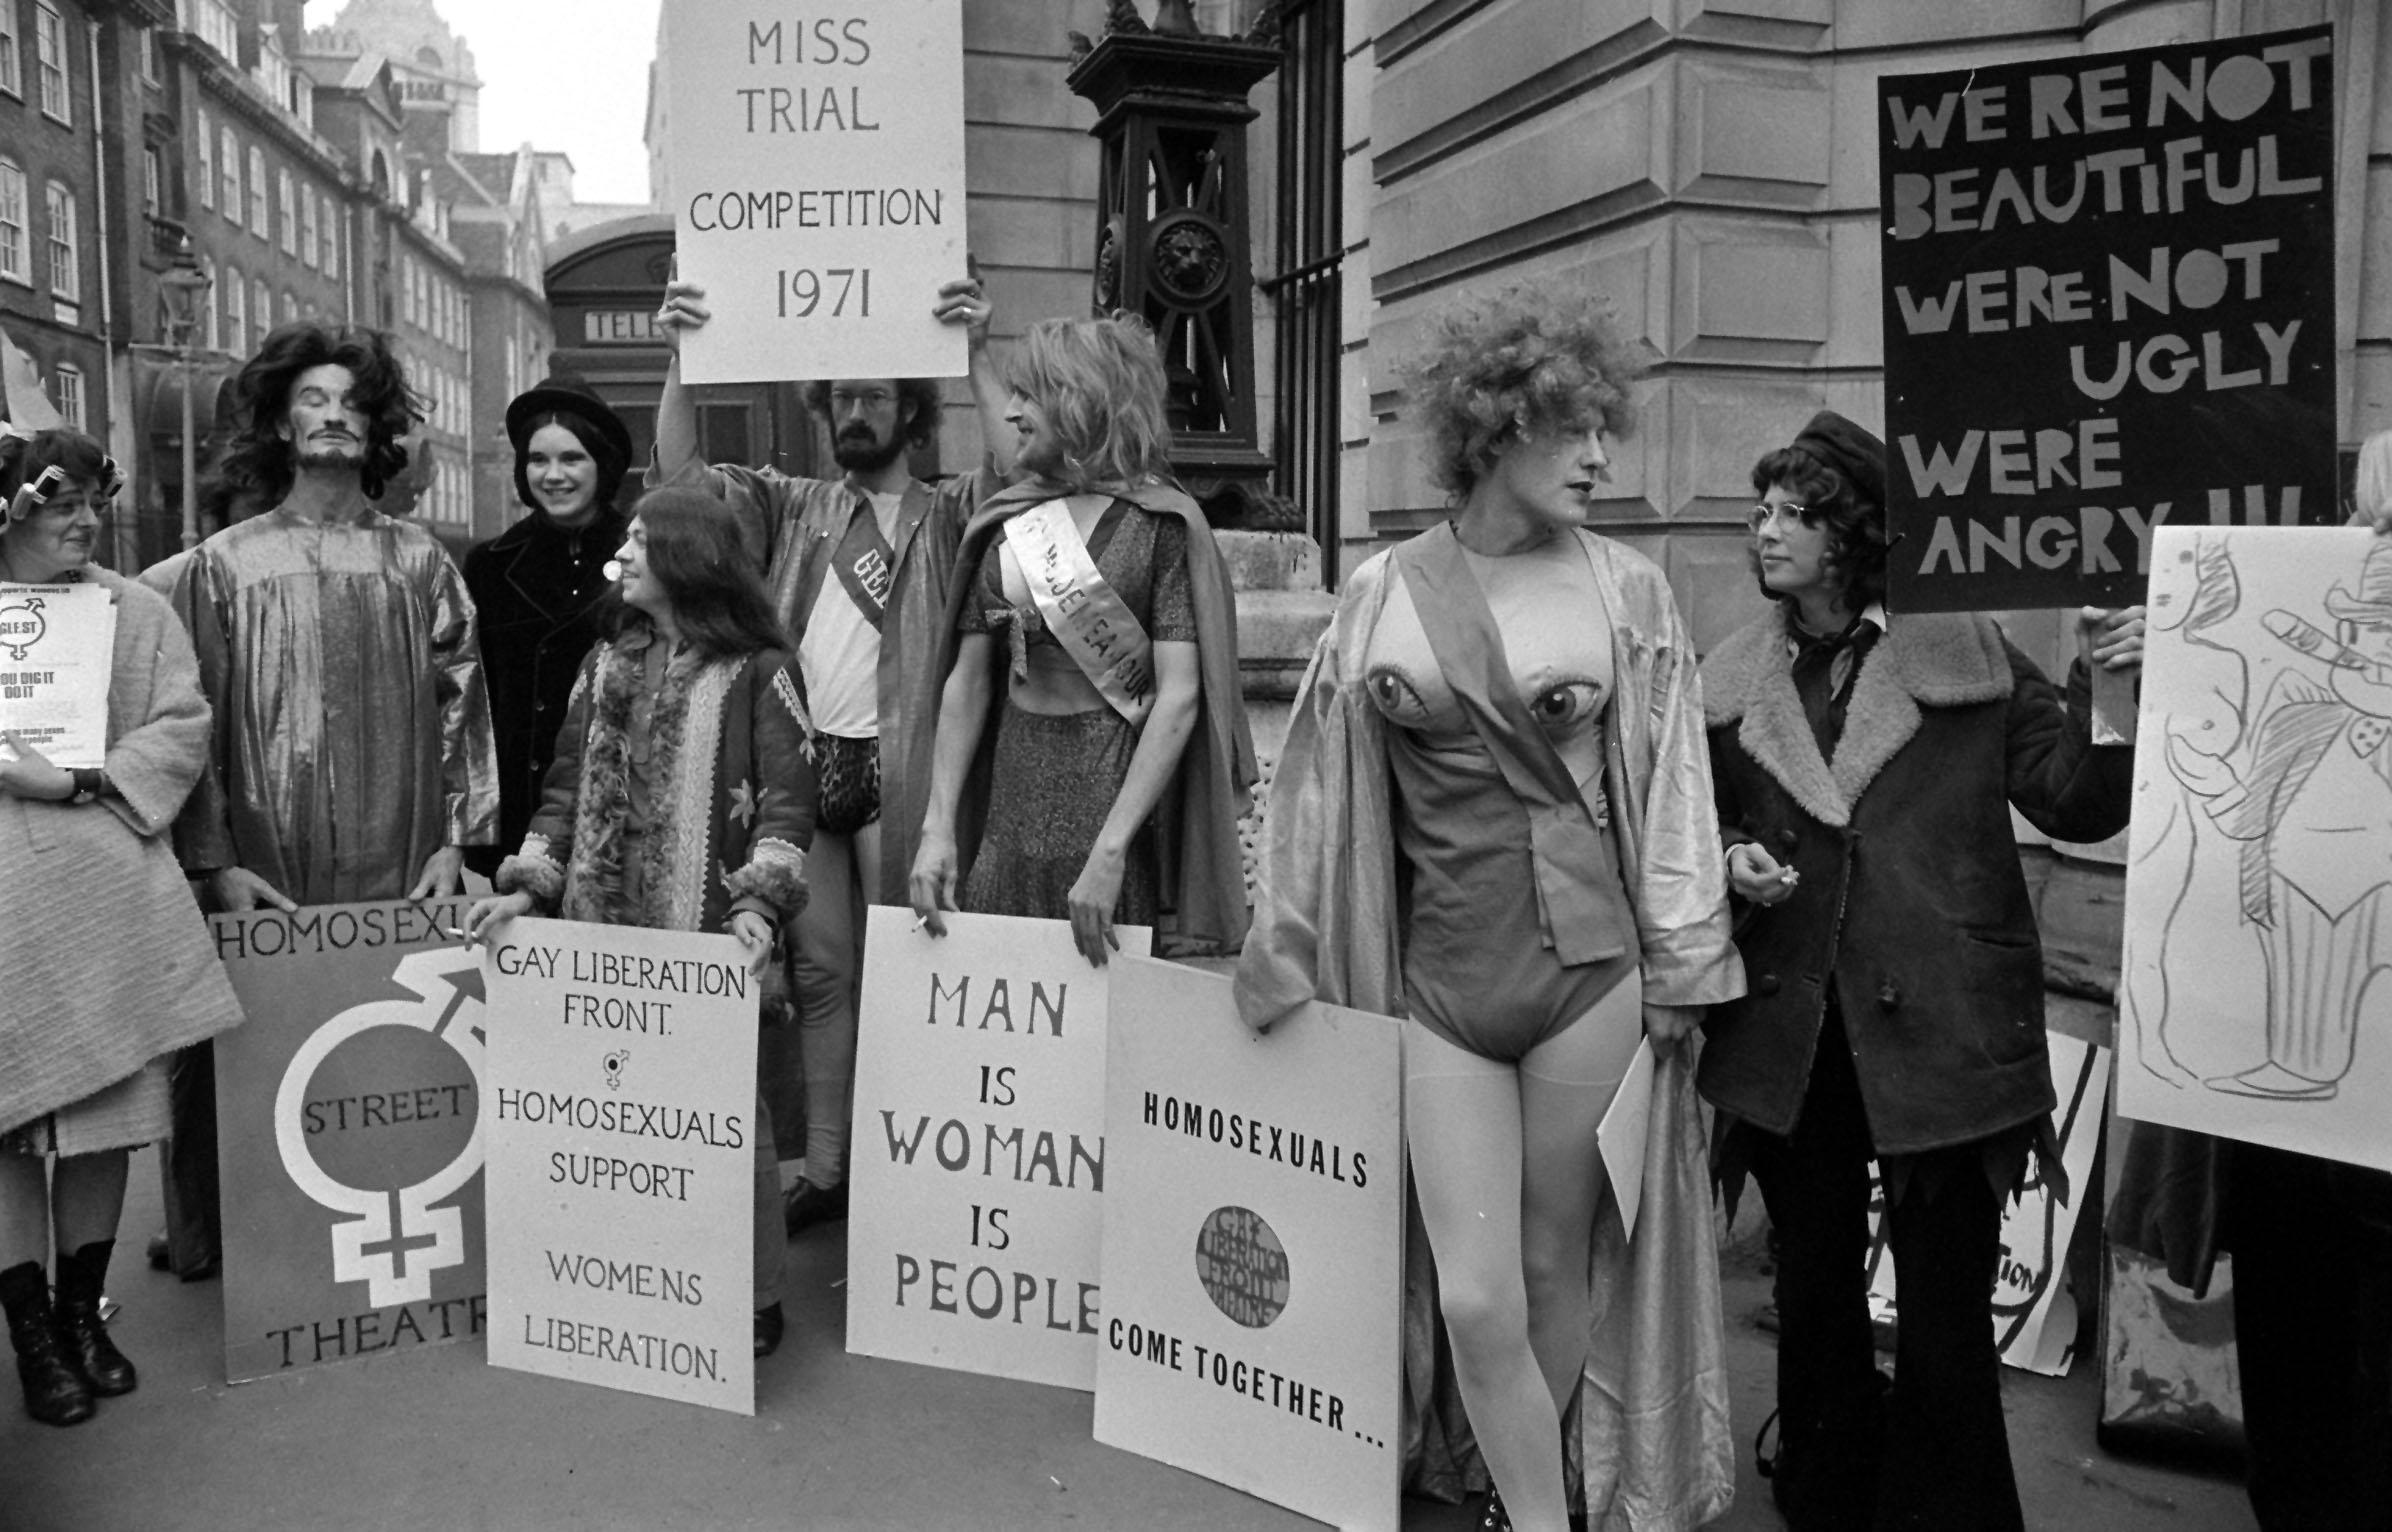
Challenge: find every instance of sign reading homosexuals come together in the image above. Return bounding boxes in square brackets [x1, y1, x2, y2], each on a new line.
[211, 901, 489, 1382]
[1878, 26, 2336, 613]
[1094, 960, 1404, 1532]
[662, 0, 968, 384]
[483, 918, 760, 1415]
[847, 909, 1148, 1390]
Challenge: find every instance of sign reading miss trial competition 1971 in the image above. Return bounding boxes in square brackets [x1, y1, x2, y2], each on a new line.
[663, 0, 967, 385]
[210, 901, 488, 1383]
[1879, 26, 2335, 613]
[483, 918, 759, 1416]
[1094, 960, 1404, 1532]
[847, 909, 1150, 1391]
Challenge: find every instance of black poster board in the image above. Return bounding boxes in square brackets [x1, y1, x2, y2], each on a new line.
[1879, 26, 2337, 613]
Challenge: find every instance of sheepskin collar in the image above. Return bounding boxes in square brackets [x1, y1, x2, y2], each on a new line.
[1701, 609, 2014, 827]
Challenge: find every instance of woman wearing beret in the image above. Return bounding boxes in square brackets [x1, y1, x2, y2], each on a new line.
[463, 374, 635, 879]
[1699, 411, 2141, 1529]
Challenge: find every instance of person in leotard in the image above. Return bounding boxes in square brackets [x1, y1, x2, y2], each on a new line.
[1237, 290, 1744, 1532]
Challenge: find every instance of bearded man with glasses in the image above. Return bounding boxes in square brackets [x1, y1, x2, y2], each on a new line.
[649, 267, 1010, 1237]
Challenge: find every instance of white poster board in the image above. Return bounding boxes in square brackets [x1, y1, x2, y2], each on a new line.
[2119, 525, 2392, 1171]
[847, 908, 1149, 1390]
[482, 917, 758, 1415]
[1093, 960, 1404, 1531]
[663, 0, 968, 384]
[0, 581, 115, 768]
[1865, 1031, 2110, 1375]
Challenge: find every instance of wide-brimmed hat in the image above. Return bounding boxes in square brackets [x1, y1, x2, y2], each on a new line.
[2325, 537, 2392, 623]
[505, 372, 632, 467]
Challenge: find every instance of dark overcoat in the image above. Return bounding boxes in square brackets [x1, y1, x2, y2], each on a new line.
[461, 506, 627, 873]
[1697, 609, 2132, 1155]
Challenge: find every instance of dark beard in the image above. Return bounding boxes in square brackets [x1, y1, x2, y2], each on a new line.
[294, 443, 364, 472]
[831, 429, 908, 473]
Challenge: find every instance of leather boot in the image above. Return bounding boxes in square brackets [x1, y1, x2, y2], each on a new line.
[1, 1261, 94, 1427]
[53, 1241, 136, 1396]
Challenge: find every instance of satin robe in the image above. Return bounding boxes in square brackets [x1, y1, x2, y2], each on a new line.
[172, 506, 498, 902]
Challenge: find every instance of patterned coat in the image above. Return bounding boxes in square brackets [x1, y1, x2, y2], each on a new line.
[497, 627, 817, 938]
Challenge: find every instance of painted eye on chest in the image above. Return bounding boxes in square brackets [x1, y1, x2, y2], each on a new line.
[1366, 668, 1430, 721]
[1528, 680, 1604, 730]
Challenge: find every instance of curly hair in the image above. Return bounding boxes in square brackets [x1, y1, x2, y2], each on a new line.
[1004, 313, 1175, 490]
[1405, 287, 1646, 499]
[611, 487, 789, 661]
[799, 377, 946, 452]
[217, 322, 426, 505]
[1748, 445, 1889, 611]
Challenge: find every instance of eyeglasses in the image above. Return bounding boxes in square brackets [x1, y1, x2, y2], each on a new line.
[828, 388, 896, 411]
[1745, 502, 1822, 534]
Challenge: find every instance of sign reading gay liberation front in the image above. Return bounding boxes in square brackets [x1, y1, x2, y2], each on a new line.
[847, 908, 1150, 1391]
[483, 917, 759, 1415]
[2121, 525, 2392, 1172]
[0, 581, 115, 768]
[1866, 1032, 2111, 1376]
[1879, 26, 2335, 613]
[663, 0, 967, 385]
[1093, 960, 1403, 1532]
[210, 901, 487, 1383]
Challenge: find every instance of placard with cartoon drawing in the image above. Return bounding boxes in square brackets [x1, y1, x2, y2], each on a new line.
[2120, 525, 2392, 1169]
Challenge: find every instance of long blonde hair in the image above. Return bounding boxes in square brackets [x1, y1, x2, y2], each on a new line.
[1004, 313, 1175, 490]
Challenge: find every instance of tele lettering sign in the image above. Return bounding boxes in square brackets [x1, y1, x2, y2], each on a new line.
[1879, 26, 2336, 612]
[663, 1, 967, 384]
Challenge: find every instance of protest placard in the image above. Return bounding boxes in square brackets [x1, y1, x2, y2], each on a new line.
[0, 581, 115, 768]
[1864, 1031, 2111, 1375]
[663, 0, 968, 384]
[1878, 26, 2336, 614]
[483, 917, 759, 1415]
[846, 908, 1149, 1391]
[1093, 959, 1403, 1530]
[2119, 524, 2392, 1171]
[210, 900, 488, 1382]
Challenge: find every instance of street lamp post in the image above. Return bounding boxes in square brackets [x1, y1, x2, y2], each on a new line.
[157, 241, 214, 552]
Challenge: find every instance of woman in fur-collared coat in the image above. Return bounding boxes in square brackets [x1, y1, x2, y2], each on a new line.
[468, 486, 816, 1360]
[1698, 411, 2141, 1532]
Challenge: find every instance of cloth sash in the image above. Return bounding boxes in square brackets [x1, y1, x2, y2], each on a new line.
[1389, 525, 1634, 967]
[829, 492, 897, 631]
[1002, 497, 1156, 725]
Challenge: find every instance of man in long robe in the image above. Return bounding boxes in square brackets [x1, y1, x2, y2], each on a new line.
[158, 323, 496, 1271]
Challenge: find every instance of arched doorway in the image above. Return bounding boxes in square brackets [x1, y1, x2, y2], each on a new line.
[542, 215, 818, 483]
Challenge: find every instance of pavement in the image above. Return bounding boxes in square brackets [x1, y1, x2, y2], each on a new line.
[0, 1150, 2257, 1532]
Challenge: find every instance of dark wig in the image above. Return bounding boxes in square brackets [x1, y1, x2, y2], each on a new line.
[216, 322, 426, 505]
[1749, 444, 1890, 612]
[613, 487, 788, 661]
[800, 377, 945, 451]
[513, 408, 629, 516]
[0, 428, 112, 502]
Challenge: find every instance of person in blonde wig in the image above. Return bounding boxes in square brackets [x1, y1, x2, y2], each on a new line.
[910, 313, 1254, 964]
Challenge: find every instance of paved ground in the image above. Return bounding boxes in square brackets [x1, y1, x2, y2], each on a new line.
[0, 1151, 2255, 1531]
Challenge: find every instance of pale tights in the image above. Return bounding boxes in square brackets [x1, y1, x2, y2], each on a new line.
[0, 1149, 131, 1271]
[1405, 976, 1643, 1532]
